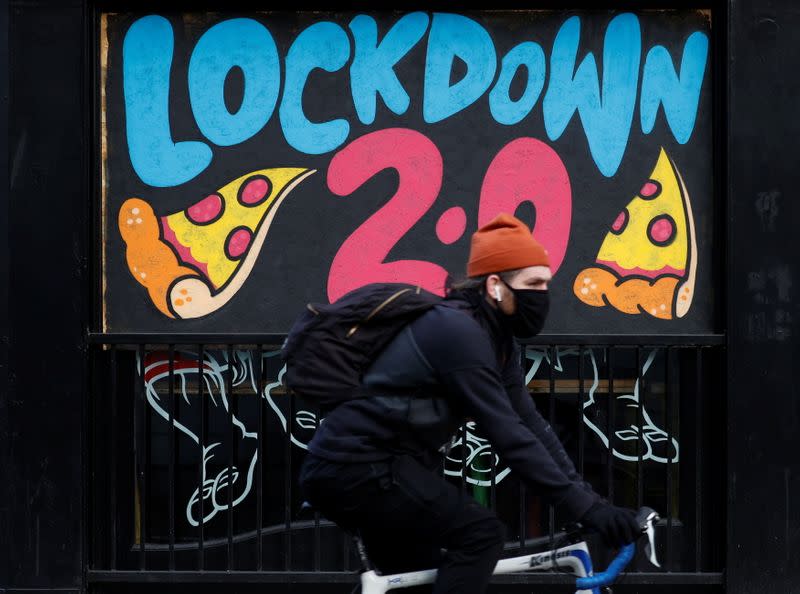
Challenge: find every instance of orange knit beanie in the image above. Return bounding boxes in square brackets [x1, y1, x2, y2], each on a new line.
[467, 213, 550, 277]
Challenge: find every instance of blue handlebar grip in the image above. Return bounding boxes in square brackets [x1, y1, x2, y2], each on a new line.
[575, 543, 635, 589]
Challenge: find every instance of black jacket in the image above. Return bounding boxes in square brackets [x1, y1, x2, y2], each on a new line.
[307, 291, 598, 519]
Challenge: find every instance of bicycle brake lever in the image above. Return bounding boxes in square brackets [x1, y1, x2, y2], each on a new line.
[562, 521, 584, 542]
[635, 507, 661, 568]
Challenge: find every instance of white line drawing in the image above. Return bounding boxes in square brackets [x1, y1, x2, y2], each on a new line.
[525, 347, 680, 464]
[263, 363, 316, 450]
[137, 344, 678, 528]
[444, 421, 512, 487]
[139, 349, 317, 527]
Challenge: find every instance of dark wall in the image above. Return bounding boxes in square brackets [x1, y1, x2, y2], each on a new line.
[5, 0, 87, 592]
[727, 0, 800, 592]
[1, 0, 10, 589]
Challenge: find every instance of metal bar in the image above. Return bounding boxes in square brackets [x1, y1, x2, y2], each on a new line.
[314, 405, 321, 572]
[86, 570, 726, 585]
[138, 344, 147, 570]
[109, 345, 117, 570]
[89, 333, 291, 345]
[84, 47, 100, 591]
[343, 529, 351, 572]
[548, 346, 556, 548]
[519, 343, 526, 545]
[607, 347, 614, 502]
[577, 346, 585, 476]
[168, 345, 176, 570]
[284, 389, 294, 571]
[86, 571, 361, 585]
[197, 344, 205, 570]
[88, 332, 726, 346]
[226, 346, 235, 569]
[695, 347, 704, 571]
[636, 346, 644, 509]
[85, 339, 95, 573]
[145, 352, 153, 568]
[90, 345, 102, 569]
[256, 345, 264, 572]
[522, 334, 726, 346]
[119, 517, 336, 551]
[518, 481, 527, 549]
[666, 346, 674, 571]
[489, 444, 497, 512]
[461, 423, 467, 491]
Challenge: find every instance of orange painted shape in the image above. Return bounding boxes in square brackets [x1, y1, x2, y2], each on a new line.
[118, 197, 200, 318]
[574, 266, 679, 320]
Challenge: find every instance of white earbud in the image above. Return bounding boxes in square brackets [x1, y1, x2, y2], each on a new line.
[494, 286, 502, 302]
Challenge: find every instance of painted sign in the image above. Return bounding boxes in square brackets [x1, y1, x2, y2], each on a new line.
[100, 10, 714, 334]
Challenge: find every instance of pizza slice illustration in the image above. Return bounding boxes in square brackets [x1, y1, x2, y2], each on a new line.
[573, 148, 697, 320]
[119, 167, 315, 319]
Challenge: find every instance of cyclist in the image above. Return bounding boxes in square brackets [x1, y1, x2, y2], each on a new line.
[299, 213, 639, 594]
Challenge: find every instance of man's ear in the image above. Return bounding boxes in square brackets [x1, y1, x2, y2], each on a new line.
[486, 274, 502, 300]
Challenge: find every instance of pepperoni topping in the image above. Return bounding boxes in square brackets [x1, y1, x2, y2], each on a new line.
[639, 180, 662, 200]
[239, 176, 271, 206]
[186, 193, 223, 224]
[647, 214, 676, 246]
[225, 227, 253, 260]
[610, 208, 629, 235]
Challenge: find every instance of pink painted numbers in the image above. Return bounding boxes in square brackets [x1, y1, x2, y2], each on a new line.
[326, 129, 572, 301]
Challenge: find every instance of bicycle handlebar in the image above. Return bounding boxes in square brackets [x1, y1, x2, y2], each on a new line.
[575, 506, 660, 589]
[575, 542, 635, 589]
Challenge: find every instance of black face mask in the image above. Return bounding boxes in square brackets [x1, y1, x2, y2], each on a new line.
[502, 283, 550, 338]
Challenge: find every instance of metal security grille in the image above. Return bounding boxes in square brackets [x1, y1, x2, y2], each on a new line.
[86, 334, 725, 590]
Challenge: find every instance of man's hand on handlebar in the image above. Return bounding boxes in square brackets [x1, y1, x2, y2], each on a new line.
[579, 501, 641, 549]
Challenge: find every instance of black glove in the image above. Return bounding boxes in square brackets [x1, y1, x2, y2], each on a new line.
[580, 502, 641, 548]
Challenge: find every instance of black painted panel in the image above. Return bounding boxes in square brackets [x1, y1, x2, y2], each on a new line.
[727, 0, 800, 592]
[6, 0, 86, 589]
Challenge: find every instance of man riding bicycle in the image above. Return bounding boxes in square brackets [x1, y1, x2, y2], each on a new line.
[299, 213, 639, 594]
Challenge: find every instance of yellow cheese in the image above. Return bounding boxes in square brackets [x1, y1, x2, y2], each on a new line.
[595, 148, 688, 275]
[164, 167, 310, 289]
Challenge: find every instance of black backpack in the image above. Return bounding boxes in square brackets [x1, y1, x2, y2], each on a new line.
[281, 283, 441, 409]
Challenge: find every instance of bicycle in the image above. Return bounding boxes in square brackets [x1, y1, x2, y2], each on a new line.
[354, 506, 661, 594]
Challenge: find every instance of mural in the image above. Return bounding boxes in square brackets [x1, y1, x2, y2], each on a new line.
[326, 130, 572, 299]
[140, 349, 265, 526]
[115, 13, 707, 185]
[120, 168, 315, 318]
[573, 148, 697, 320]
[140, 348, 312, 527]
[138, 345, 677, 529]
[524, 346, 679, 464]
[101, 10, 714, 335]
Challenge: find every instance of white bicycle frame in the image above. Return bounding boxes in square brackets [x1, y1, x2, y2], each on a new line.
[358, 507, 660, 594]
[360, 540, 599, 594]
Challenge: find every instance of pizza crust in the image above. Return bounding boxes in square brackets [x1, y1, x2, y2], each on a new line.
[573, 266, 680, 320]
[119, 198, 201, 318]
[671, 155, 697, 319]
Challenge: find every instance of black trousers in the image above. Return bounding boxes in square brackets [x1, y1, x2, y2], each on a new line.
[299, 453, 506, 594]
